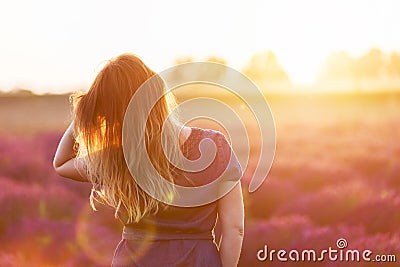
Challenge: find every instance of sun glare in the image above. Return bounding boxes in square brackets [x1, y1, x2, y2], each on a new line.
[233, 0, 400, 88]
[0, 0, 399, 93]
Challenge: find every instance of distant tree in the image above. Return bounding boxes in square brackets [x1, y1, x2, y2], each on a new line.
[169, 56, 194, 84]
[318, 51, 353, 81]
[8, 88, 35, 97]
[171, 56, 228, 84]
[387, 52, 400, 77]
[242, 51, 290, 82]
[353, 48, 385, 79]
[205, 56, 227, 65]
[204, 56, 227, 81]
[318, 48, 391, 82]
[174, 56, 194, 65]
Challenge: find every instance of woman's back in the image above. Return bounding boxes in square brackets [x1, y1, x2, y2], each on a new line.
[112, 127, 241, 267]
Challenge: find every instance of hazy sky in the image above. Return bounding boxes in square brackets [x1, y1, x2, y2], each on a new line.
[0, 0, 399, 93]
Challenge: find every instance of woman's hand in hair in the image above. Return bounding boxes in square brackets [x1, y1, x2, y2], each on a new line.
[53, 121, 88, 182]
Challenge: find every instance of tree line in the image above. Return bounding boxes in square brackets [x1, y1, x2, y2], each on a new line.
[175, 48, 400, 84]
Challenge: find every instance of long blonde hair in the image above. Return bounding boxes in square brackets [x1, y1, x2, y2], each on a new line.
[72, 53, 181, 223]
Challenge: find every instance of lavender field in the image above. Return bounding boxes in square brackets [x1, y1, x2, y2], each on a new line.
[0, 92, 399, 266]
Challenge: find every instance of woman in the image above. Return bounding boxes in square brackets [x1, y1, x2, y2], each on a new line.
[53, 53, 244, 267]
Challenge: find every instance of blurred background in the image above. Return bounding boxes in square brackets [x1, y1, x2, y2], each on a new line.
[0, 0, 399, 266]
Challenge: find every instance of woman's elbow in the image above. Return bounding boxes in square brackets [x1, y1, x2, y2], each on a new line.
[53, 159, 59, 170]
[234, 224, 245, 237]
[237, 225, 245, 237]
[53, 163, 63, 177]
[222, 222, 244, 237]
[53, 156, 63, 172]
[52, 156, 68, 177]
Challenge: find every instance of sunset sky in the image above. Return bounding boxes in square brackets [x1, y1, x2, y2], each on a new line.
[0, 0, 399, 93]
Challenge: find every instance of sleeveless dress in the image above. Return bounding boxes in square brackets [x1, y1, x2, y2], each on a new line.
[111, 128, 242, 267]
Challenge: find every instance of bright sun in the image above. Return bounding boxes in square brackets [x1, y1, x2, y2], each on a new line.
[229, 0, 399, 87]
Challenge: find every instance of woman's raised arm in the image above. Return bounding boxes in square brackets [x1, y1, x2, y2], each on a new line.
[53, 122, 88, 182]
